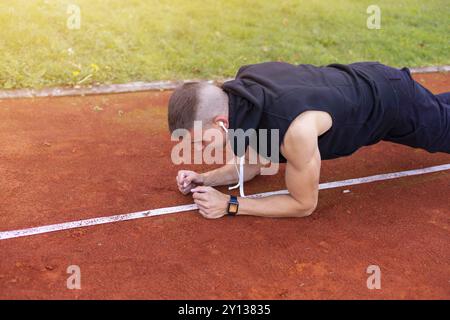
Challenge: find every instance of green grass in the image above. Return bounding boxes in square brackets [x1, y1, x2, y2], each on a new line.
[0, 0, 449, 89]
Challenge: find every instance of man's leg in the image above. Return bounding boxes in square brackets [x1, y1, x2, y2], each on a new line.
[383, 70, 450, 154]
[436, 91, 450, 105]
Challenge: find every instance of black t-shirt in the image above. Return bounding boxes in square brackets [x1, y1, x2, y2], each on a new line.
[222, 61, 399, 162]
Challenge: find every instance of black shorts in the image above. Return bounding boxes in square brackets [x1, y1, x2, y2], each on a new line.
[375, 64, 450, 154]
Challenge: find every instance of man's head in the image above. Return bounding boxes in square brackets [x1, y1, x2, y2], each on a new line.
[168, 82, 229, 151]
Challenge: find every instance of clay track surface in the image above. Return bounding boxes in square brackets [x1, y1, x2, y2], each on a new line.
[0, 73, 449, 299]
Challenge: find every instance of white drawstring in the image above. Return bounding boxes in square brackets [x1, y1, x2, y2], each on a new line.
[238, 155, 245, 197]
[228, 155, 246, 197]
[218, 121, 246, 198]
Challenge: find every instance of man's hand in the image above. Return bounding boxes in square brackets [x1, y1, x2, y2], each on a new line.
[191, 186, 229, 219]
[176, 170, 204, 195]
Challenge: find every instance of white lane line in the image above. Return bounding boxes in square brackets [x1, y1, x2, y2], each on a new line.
[1, 163, 449, 241]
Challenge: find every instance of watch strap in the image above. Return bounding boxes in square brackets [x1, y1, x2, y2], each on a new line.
[227, 195, 239, 216]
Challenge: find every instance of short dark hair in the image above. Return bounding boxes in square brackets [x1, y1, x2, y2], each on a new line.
[168, 82, 202, 133]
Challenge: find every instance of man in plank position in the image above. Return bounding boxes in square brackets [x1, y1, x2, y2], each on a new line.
[167, 62, 450, 218]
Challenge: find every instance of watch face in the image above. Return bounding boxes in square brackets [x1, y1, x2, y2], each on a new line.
[229, 203, 239, 213]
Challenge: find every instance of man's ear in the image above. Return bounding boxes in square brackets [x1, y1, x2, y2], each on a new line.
[213, 116, 229, 128]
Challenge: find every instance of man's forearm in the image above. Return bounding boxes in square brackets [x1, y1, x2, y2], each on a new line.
[201, 163, 261, 187]
[237, 194, 316, 218]
[201, 164, 239, 187]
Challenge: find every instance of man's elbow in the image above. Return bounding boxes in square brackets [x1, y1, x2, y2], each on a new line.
[303, 203, 317, 217]
[292, 199, 317, 218]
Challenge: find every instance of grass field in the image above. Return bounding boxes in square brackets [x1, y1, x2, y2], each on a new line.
[0, 0, 449, 89]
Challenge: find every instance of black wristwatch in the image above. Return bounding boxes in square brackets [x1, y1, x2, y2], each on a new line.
[227, 195, 239, 216]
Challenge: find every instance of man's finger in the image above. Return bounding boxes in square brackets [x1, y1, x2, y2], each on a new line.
[198, 209, 208, 218]
[177, 171, 189, 184]
[179, 180, 193, 193]
[181, 181, 193, 191]
[182, 187, 191, 194]
[182, 173, 197, 188]
[192, 192, 208, 201]
[191, 186, 209, 193]
[183, 176, 194, 187]
[194, 199, 204, 209]
[194, 198, 209, 207]
[199, 210, 215, 219]
[198, 208, 214, 219]
[177, 173, 189, 188]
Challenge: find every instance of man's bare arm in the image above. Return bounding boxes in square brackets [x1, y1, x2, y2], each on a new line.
[201, 163, 261, 187]
[190, 111, 328, 219]
[176, 142, 265, 194]
[201, 142, 265, 187]
[193, 125, 320, 219]
[236, 117, 321, 218]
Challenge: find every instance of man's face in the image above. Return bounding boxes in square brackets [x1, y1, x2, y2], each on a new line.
[190, 121, 227, 153]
